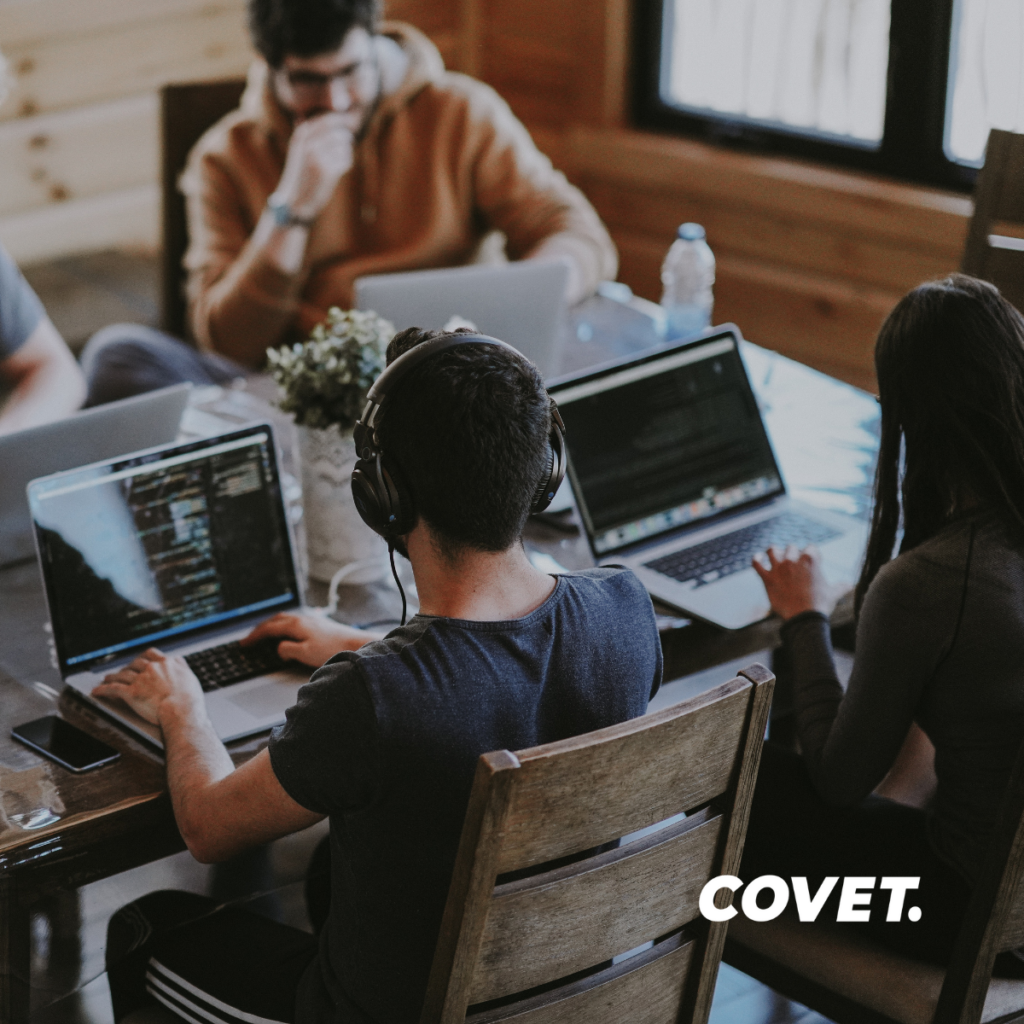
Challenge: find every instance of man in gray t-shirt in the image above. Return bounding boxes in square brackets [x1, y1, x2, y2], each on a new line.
[0, 242, 85, 433]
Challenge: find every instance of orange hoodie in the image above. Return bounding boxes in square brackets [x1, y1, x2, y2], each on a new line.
[180, 23, 617, 365]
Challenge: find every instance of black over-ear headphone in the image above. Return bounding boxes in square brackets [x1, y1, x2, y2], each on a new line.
[351, 333, 567, 543]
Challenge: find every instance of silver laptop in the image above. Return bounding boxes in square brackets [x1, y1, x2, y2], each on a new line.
[547, 326, 869, 629]
[0, 384, 192, 566]
[354, 260, 570, 378]
[27, 423, 309, 748]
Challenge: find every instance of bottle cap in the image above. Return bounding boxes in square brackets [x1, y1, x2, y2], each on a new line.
[677, 222, 706, 241]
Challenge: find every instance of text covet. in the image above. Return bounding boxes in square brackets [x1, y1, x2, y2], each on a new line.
[699, 875, 923, 923]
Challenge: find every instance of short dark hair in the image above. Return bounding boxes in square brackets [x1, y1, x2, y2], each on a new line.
[248, 0, 381, 67]
[856, 273, 1024, 613]
[377, 327, 551, 558]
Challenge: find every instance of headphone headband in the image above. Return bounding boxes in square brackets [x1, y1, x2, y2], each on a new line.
[356, 333, 524, 458]
[366, 333, 519, 405]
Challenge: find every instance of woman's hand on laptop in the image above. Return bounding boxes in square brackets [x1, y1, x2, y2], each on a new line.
[752, 544, 833, 621]
[241, 611, 386, 668]
[93, 649, 203, 726]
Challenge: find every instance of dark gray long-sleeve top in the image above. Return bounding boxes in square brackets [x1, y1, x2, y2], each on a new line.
[782, 509, 1024, 885]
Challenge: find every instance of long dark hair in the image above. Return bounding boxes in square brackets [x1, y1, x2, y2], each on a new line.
[855, 274, 1024, 613]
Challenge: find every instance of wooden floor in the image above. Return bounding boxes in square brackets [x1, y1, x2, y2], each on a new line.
[18, 249, 833, 1024]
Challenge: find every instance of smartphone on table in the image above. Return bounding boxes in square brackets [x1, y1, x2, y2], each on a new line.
[12, 715, 121, 773]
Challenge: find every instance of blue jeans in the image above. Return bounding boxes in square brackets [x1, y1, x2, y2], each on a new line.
[80, 324, 247, 407]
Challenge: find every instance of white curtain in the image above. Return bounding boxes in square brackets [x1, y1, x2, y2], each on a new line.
[666, 0, 890, 143]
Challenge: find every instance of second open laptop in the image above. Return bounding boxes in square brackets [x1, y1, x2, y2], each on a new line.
[547, 325, 869, 629]
[0, 383, 192, 566]
[28, 423, 309, 748]
[354, 260, 570, 378]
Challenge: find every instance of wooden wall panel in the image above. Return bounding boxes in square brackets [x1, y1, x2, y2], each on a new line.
[0, 0, 232, 45]
[584, 180, 958, 294]
[558, 127, 970, 387]
[471, 0, 630, 130]
[0, 95, 156, 218]
[479, 36, 577, 129]
[474, 0, 579, 129]
[386, 0, 461, 38]
[569, 129, 971, 251]
[0, 184, 158, 265]
[1, 6, 252, 122]
[576, 0, 633, 128]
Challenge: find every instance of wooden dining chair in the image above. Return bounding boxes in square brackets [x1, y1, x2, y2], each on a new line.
[961, 128, 1024, 314]
[723, 732, 1024, 1024]
[418, 664, 774, 1024]
[160, 78, 246, 342]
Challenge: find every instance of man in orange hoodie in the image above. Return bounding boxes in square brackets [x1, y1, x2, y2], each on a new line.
[81, 0, 617, 400]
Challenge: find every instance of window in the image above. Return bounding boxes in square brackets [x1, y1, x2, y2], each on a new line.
[947, 0, 1024, 165]
[662, 0, 890, 146]
[633, 0, 1013, 190]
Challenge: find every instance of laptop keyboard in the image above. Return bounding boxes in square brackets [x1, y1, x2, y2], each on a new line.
[184, 639, 288, 692]
[643, 513, 841, 588]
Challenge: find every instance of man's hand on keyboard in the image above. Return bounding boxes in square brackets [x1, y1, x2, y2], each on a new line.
[752, 544, 833, 621]
[242, 611, 386, 668]
[93, 648, 203, 726]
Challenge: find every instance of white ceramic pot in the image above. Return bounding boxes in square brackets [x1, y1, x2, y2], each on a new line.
[296, 424, 391, 584]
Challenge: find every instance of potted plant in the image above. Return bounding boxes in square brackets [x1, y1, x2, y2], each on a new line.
[268, 307, 395, 584]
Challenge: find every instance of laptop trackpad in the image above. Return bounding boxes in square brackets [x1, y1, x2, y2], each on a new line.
[225, 679, 301, 720]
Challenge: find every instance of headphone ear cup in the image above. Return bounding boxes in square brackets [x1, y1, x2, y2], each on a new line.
[530, 419, 567, 514]
[351, 456, 390, 539]
[378, 455, 416, 537]
[351, 453, 416, 541]
[530, 445, 555, 513]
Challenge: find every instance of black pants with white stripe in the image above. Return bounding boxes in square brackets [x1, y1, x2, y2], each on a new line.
[106, 891, 318, 1023]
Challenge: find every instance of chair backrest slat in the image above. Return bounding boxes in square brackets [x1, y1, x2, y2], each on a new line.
[465, 932, 695, 1024]
[495, 679, 751, 875]
[933, 731, 1024, 1024]
[986, 746, 1024, 954]
[961, 128, 1024, 314]
[160, 79, 246, 342]
[471, 811, 722, 1003]
[421, 665, 774, 1024]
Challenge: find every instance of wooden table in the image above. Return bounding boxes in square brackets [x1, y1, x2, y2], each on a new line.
[0, 298, 880, 1022]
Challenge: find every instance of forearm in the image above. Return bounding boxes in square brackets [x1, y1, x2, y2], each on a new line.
[781, 611, 845, 781]
[526, 230, 616, 305]
[192, 213, 312, 366]
[159, 699, 237, 861]
[0, 364, 82, 434]
[784, 601, 927, 806]
[490, 168, 617, 303]
[472, 105, 617, 304]
[0, 320, 85, 434]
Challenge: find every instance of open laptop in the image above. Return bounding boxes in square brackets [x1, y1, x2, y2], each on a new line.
[0, 384, 192, 566]
[547, 325, 869, 629]
[27, 423, 309, 748]
[354, 260, 570, 378]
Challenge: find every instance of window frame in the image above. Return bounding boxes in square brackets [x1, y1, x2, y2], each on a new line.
[632, 0, 977, 193]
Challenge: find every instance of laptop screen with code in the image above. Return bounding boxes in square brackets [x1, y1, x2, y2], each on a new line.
[29, 425, 300, 674]
[551, 333, 783, 555]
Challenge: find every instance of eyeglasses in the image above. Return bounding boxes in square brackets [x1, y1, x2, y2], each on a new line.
[279, 60, 375, 97]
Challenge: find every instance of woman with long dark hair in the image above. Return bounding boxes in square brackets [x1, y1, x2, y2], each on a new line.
[742, 274, 1024, 968]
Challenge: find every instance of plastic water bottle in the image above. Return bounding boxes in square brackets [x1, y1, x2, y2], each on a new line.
[661, 223, 715, 339]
